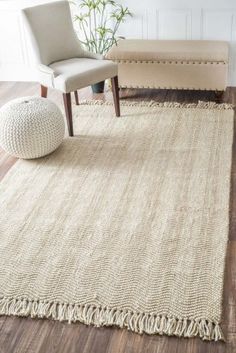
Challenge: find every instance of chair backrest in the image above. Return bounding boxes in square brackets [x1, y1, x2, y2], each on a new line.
[22, 0, 84, 65]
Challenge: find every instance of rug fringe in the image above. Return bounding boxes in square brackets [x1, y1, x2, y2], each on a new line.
[80, 99, 233, 110]
[0, 297, 225, 341]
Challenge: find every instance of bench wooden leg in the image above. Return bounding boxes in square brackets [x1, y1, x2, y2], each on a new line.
[215, 90, 224, 103]
[111, 76, 120, 117]
[63, 93, 74, 137]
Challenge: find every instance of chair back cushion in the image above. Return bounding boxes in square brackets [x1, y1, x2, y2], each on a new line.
[22, 0, 84, 65]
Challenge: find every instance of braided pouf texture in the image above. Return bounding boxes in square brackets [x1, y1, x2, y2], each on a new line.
[0, 96, 65, 159]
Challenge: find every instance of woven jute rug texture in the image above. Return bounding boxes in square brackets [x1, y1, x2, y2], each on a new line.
[0, 101, 233, 341]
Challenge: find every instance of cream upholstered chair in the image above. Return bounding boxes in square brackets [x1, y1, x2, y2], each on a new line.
[22, 0, 120, 136]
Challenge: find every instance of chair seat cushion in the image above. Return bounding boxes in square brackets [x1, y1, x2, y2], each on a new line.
[50, 58, 118, 93]
[106, 39, 229, 63]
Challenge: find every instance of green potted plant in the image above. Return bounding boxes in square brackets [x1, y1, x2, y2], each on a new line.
[74, 0, 132, 93]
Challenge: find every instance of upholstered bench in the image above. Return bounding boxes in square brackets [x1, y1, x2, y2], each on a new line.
[106, 39, 229, 92]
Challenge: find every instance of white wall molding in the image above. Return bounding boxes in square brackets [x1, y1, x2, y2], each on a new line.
[200, 9, 235, 41]
[157, 9, 192, 40]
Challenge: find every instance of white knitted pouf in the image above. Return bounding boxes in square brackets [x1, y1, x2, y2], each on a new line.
[0, 97, 65, 159]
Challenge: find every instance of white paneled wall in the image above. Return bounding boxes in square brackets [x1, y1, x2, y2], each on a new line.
[1, 0, 236, 85]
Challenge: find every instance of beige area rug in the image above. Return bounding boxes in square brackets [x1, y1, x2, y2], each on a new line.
[0, 101, 234, 341]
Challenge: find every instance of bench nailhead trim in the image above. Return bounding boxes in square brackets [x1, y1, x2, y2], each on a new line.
[114, 60, 227, 65]
[119, 86, 224, 90]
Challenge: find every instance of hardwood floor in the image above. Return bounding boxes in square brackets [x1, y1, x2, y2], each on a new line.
[0, 82, 235, 353]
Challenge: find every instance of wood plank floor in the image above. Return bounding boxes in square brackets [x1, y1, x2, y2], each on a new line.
[0, 82, 235, 353]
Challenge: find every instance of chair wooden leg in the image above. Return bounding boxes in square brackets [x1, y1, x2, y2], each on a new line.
[41, 85, 48, 98]
[63, 93, 74, 137]
[111, 76, 120, 117]
[74, 91, 79, 105]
